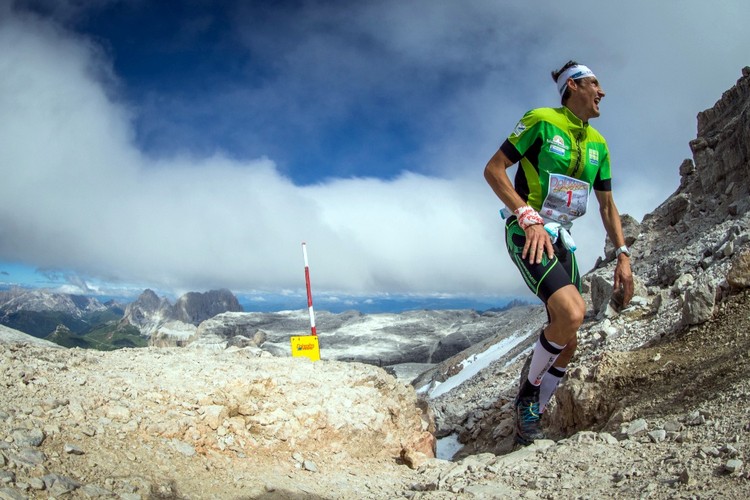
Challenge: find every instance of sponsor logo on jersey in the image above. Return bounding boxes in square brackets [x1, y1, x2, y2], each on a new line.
[512, 121, 526, 137]
[588, 148, 599, 166]
[549, 135, 566, 156]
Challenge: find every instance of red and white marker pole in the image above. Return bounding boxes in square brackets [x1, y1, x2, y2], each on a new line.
[302, 242, 317, 336]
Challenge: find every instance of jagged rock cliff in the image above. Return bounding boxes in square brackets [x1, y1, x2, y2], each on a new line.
[172, 289, 242, 325]
[689, 66, 750, 218]
[640, 67, 750, 241]
[121, 288, 242, 340]
[121, 289, 173, 334]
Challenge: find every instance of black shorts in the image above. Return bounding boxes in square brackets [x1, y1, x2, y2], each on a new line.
[505, 217, 581, 303]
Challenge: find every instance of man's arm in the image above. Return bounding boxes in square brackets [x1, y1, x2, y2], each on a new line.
[595, 189, 634, 306]
[484, 148, 553, 264]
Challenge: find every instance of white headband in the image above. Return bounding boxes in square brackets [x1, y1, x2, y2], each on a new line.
[556, 64, 596, 97]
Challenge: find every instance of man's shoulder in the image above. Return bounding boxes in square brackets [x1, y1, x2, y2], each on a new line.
[520, 107, 608, 144]
[520, 107, 571, 130]
[522, 107, 562, 121]
[585, 124, 607, 143]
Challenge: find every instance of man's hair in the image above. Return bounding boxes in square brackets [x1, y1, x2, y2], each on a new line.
[551, 60, 581, 104]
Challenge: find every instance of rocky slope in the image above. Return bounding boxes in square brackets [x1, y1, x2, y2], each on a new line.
[0, 68, 748, 499]
[404, 67, 750, 496]
[1, 284, 748, 499]
[0, 335, 434, 499]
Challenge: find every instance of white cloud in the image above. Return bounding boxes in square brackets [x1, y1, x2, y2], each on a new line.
[1, 1, 749, 301]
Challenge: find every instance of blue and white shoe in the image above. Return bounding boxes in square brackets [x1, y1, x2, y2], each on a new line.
[514, 393, 545, 446]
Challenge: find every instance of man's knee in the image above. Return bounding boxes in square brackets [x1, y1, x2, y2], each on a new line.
[565, 302, 585, 329]
[549, 291, 585, 329]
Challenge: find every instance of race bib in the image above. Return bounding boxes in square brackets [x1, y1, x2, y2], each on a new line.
[541, 173, 589, 225]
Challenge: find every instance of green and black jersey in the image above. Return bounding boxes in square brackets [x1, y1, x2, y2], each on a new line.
[500, 106, 612, 221]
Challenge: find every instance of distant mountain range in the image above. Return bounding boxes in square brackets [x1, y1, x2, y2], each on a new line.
[0, 286, 533, 368]
[0, 287, 132, 349]
[0, 287, 244, 350]
[233, 294, 526, 315]
[0, 287, 118, 317]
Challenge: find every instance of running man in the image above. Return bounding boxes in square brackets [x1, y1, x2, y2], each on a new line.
[483, 61, 634, 446]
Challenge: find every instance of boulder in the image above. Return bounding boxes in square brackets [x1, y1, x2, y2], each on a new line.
[727, 247, 750, 289]
[590, 275, 613, 316]
[602, 214, 641, 261]
[681, 278, 715, 326]
[430, 332, 473, 363]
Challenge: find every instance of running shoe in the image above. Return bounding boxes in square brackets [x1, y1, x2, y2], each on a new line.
[514, 393, 545, 446]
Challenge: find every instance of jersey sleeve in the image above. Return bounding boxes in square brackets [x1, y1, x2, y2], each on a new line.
[593, 143, 612, 191]
[501, 109, 544, 163]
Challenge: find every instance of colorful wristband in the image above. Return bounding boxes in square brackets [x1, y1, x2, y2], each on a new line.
[514, 206, 544, 230]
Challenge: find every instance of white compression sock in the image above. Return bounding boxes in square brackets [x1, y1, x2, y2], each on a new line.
[527, 330, 566, 387]
[539, 365, 567, 412]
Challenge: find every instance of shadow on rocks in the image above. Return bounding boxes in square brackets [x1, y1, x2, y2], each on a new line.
[249, 491, 330, 500]
[148, 482, 330, 500]
[149, 481, 188, 500]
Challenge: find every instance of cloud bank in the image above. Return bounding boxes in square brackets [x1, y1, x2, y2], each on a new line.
[1, 1, 749, 300]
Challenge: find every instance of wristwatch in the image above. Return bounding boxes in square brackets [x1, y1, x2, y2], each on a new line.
[615, 245, 631, 258]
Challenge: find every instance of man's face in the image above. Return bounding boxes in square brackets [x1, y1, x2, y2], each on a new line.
[569, 77, 605, 120]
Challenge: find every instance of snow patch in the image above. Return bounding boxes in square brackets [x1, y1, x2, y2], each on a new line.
[427, 331, 529, 399]
[436, 433, 463, 461]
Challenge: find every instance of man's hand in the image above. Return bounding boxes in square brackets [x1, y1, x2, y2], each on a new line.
[522, 224, 555, 264]
[613, 255, 634, 307]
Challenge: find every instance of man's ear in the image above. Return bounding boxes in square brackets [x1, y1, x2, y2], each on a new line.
[566, 77, 578, 92]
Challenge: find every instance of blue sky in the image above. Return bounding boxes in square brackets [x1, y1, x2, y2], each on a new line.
[1, 0, 749, 309]
[71, 0, 426, 184]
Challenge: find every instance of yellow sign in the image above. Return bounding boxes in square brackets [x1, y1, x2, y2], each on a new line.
[290, 335, 320, 361]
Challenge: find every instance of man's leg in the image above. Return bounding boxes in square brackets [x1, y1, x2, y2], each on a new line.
[537, 294, 581, 411]
[520, 285, 584, 393]
[543, 284, 585, 347]
[505, 219, 584, 444]
[515, 285, 584, 444]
